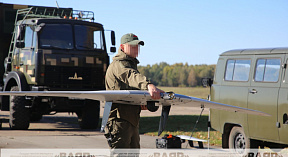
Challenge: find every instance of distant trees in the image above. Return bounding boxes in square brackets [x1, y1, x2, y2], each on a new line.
[138, 62, 215, 87]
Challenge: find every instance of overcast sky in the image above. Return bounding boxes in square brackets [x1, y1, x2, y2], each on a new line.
[3, 0, 288, 66]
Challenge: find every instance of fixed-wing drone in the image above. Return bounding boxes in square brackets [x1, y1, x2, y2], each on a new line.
[0, 90, 270, 135]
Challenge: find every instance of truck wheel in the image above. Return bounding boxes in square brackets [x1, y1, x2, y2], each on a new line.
[30, 113, 43, 122]
[77, 100, 100, 129]
[9, 86, 31, 130]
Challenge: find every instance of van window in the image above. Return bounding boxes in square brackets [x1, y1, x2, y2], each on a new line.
[255, 58, 281, 82]
[225, 59, 251, 81]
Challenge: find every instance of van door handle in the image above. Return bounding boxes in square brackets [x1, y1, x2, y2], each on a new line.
[249, 89, 257, 94]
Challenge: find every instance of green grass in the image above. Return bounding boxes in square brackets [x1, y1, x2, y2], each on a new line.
[158, 86, 211, 99]
[138, 86, 222, 146]
[139, 115, 222, 146]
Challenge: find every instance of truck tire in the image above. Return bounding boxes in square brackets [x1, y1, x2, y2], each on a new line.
[77, 100, 100, 129]
[30, 113, 43, 122]
[9, 86, 31, 130]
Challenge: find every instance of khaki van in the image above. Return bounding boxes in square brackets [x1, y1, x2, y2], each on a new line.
[210, 48, 288, 150]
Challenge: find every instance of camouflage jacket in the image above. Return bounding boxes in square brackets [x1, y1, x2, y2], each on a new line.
[105, 49, 150, 127]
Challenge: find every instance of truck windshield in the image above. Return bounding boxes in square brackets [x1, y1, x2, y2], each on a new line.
[39, 24, 73, 49]
[39, 24, 104, 50]
[74, 25, 104, 50]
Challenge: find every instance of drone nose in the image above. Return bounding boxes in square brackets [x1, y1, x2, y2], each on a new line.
[161, 92, 175, 100]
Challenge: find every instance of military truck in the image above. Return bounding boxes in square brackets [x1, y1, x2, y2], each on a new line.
[0, 3, 116, 130]
[206, 48, 288, 151]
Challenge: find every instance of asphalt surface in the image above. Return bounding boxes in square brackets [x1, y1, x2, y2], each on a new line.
[0, 106, 210, 149]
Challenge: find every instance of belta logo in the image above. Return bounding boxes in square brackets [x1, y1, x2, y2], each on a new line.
[68, 73, 83, 80]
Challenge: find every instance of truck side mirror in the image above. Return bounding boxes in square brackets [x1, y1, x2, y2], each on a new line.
[202, 78, 213, 87]
[109, 31, 116, 53]
[111, 31, 115, 46]
[16, 42, 25, 48]
[110, 47, 116, 52]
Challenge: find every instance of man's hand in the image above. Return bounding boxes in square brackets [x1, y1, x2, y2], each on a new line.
[148, 84, 164, 99]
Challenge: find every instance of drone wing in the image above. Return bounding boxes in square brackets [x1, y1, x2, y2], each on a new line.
[0, 90, 270, 135]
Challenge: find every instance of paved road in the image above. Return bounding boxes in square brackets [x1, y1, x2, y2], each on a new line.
[0, 114, 161, 149]
[0, 106, 209, 149]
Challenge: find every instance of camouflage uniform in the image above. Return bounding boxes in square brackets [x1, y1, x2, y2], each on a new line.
[105, 47, 150, 148]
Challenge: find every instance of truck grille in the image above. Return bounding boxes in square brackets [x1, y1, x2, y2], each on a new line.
[44, 66, 105, 90]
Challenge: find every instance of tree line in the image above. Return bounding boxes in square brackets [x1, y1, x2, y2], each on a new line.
[138, 62, 216, 87]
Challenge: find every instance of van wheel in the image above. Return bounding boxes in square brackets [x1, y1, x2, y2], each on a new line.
[77, 100, 100, 129]
[229, 126, 251, 154]
[9, 86, 31, 130]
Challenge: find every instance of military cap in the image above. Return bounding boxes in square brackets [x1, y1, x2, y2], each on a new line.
[121, 33, 144, 46]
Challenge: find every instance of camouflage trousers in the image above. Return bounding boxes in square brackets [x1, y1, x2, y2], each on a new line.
[104, 118, 140, 148]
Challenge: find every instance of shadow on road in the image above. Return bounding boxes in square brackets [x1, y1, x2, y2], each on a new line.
[0, 114, 100, 133]
[139, 115, 214, 134]
[0, 114, 212, 134]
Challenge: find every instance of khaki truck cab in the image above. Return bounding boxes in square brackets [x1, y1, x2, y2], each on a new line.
[210, 48, 288, 151]
[0, 3, 116, 130]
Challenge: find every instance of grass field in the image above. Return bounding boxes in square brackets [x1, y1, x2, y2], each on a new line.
[158, 86, 211, 99]
[139, 86, 222, 147]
